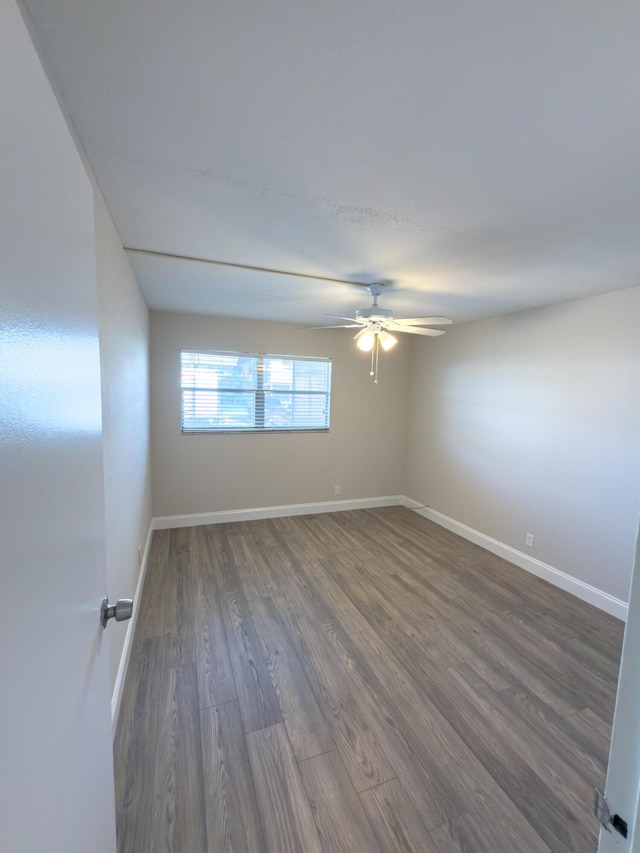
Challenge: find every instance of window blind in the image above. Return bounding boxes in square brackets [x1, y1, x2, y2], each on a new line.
[181, 350, 332, 433]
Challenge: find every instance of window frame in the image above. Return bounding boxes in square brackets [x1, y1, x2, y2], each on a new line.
[180, 348, 332, 435]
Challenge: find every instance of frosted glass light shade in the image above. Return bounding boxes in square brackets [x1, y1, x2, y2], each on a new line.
[379, 331, 397, 351]
[356, 330, 375, 352]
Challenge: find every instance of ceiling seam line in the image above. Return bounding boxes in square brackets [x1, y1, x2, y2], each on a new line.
[123, 247, 364, 287]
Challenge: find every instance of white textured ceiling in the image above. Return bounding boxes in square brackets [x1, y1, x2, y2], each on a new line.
[23, 0, 640, 325]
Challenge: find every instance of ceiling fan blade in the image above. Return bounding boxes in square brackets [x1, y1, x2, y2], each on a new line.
[393, 316, 453, 326]
[397, 325, 446, 337]
[323, 314, 360, 323]
[307, 323, 362, 330]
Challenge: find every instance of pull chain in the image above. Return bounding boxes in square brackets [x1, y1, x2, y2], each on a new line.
[369, 334, 380, 383]
[374, 334, 380, 383]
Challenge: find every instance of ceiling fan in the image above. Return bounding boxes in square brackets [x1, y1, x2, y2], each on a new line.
[310, 283, 452, 382]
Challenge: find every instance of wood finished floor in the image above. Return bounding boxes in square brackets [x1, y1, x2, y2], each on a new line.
[114, 507, 624, 853]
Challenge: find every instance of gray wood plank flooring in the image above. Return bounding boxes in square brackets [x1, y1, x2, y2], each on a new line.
[114, 507, 624, 852]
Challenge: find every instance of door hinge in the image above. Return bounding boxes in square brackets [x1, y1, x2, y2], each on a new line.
[594, 789, 628, 839]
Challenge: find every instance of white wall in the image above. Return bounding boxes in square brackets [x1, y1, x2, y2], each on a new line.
[406, 286, 640, 604]
[95, 196, 152, 696]
[150, 310, 410, 517]
[1, 0, 117, 847]
[18, 0, 153, 703]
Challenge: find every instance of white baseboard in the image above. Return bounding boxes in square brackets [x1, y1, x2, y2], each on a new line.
[151, 495, 627, 623]
[111, 520, 154, 734]
[152, 495, 406, 530]
[404, 499, 628, 622]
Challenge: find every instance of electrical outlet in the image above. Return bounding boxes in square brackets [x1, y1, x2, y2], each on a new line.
[525, 533, 535, 548]
[334, 485, 341, 496]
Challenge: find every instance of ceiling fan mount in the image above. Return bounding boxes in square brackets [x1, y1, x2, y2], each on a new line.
[365, 282, 387, 299]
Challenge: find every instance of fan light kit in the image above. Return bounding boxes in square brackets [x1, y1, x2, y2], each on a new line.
[309, 283, 452, 383]
[356, 329, 397, 352]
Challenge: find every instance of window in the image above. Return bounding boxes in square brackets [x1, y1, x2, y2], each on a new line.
[180, 350, 332, 433]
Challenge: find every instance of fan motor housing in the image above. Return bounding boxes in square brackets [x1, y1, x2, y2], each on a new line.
[355, 307, 393, 321]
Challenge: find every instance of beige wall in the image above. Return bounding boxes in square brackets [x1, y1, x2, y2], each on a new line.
[96, 195, 152, 693]
[150, 310, 410, 516]
[406, 286, 640, 602]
